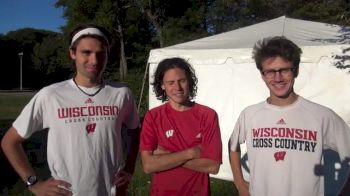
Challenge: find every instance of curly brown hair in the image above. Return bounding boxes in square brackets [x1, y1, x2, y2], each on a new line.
[253, 36, 302, 77]
[152, 58, 198, 102]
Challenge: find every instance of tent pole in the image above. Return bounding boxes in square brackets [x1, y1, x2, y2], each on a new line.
[138, 62, 150, 113]
[282, 15, 286, 36]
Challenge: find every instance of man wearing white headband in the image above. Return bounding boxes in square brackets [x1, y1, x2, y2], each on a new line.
[1, 25, 140, 196]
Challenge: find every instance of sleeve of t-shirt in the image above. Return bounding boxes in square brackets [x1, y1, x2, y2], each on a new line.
[323, 110, 350, 161]
[13, 90, 46, 139]
[140, 111, 158, 152]
[229, 111, 247, 152]
[200, 111, 222, 163]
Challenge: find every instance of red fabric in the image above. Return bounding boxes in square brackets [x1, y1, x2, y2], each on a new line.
[140, 103, 222, 196]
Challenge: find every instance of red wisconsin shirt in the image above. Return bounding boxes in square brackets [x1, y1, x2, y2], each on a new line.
[140, 102, 222, 196]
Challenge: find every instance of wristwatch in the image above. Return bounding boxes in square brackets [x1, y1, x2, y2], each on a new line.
[25, 175, 38, 187]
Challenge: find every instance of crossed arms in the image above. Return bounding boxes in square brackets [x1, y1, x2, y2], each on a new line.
[141, 145, 220, 174]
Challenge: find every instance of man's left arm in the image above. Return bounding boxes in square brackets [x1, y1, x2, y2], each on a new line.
[153, 146, 220, 174]
[325, 111, 350, 195]
[183, 111, 222, 174]
[339, 169, 350, 196]
[115, 127, 140, 192]
[182, 158, 221, 174]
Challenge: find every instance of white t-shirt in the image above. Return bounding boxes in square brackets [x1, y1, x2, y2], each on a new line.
[13, 79, 139, 196]
[230, 96, 350, 196]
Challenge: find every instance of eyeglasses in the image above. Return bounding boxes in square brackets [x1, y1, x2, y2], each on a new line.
[261, 67, 296, 78]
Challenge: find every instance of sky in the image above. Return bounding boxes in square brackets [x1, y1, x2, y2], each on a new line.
[0, 0, 66, 34]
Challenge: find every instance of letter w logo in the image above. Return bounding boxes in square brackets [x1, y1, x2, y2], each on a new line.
[274, 151, 286, 161]
[86, 123, 96, 134]
[165, 130, 174, 138]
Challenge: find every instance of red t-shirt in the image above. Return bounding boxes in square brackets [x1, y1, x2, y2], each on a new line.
[140, 102, 222, 196]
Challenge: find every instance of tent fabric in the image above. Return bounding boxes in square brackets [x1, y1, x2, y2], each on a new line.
[163, 16, 350, 49]
[146, 16, 350, 194]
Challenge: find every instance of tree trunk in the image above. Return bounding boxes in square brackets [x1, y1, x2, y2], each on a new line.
[145, 9, 164, 47]
[135, 0, 164, 47]
[116, 22, 128, 80]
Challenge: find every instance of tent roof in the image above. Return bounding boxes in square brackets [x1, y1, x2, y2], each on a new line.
[166, 16, 350, 50]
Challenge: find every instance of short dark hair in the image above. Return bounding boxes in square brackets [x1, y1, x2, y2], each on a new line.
[253, 36, 302, 76]
[69, 24, 110, 52]
[152, 57, 198, 102]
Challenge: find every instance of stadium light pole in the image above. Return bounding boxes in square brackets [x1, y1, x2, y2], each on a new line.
[18, 52, 23, 91]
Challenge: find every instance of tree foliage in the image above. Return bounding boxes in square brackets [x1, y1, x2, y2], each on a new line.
[0, 28, 64, 89]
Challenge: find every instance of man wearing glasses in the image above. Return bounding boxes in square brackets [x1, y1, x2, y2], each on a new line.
[229, 36, 350, 196]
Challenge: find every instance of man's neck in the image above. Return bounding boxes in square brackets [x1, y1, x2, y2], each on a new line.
[169, 101, 193, 112]
[267, 93, 298, 106]
[74, 76, 101, 88]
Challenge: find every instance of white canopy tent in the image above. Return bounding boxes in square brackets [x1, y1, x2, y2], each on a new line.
[144, 16, 350, 192]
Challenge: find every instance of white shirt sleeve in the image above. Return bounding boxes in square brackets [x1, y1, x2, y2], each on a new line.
[13, 90, 46, 139]
[323, 110, 350, 161]
[230, 111, 247, 151]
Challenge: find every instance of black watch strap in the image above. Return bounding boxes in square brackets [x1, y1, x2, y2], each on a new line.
[25, 175, 38, 187]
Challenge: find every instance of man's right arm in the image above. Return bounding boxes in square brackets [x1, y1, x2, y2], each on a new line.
[141, 146, 201, 174]
[229, 145, 250, 196]
[1, 127, 36, 183]
[1, 127, 72, 196]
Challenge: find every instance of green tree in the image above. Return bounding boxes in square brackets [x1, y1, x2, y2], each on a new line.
[32, 34, 72, 85]
[1, 28, 62, 89]
[56, 0, 149, 80]
[135, 0, 222, 47]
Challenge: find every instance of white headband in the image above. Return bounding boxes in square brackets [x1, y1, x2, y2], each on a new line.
[70, 27, 109, 48]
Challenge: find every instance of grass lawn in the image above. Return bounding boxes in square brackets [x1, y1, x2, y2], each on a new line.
[0, 92, 37, 120]
[0, 92, 237, 195]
